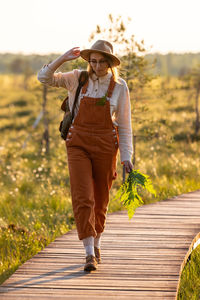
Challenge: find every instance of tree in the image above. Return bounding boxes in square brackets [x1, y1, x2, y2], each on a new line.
[9, 57, 25, 74]
[89, 14, 155, 92]
[190, 67, 200, 136]
[23, 60, 34, 90]
[41, 84, 49, 154]
[9, 57, 33, 90]
[184, 66, 200, 136]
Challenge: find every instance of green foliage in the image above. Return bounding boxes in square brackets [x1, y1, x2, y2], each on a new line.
[177, 245, 200, 299]
[0, 183, 74, 284]
[179, 65, 200, 136]
[114, 170, 156, 219]
[0, 226, 47, 284]
[96, 93, 107, 106]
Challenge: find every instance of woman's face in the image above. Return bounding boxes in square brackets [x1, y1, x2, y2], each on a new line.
[89, 52, 109, 77]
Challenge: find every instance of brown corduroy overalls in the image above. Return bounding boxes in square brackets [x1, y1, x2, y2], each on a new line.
[66, 76, 119, 240]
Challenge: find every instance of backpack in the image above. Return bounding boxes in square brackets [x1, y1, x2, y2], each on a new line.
[59, 71, 89, 140]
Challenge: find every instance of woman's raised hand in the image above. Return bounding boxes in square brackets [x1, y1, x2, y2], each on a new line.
[62, 47, 81, 62]
[45, 47, 81, 73]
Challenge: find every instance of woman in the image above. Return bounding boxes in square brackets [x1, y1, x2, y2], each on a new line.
[37, 40, 133, 272]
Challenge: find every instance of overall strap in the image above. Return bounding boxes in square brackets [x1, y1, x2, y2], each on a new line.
[107, 76, 116, 98]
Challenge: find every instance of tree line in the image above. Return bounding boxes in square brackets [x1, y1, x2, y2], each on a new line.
[0, 52, 200, 77]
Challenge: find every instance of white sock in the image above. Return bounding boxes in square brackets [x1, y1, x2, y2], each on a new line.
[94, 233, 101, 249]
[82, 236, 95, 256]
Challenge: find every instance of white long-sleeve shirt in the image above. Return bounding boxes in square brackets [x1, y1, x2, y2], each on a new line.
[37, 65, 133, 163]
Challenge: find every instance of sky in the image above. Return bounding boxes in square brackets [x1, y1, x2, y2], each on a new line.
[1, 0, 200, 55]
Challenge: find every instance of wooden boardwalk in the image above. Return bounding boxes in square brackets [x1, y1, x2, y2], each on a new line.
[1, 190, 200, 299]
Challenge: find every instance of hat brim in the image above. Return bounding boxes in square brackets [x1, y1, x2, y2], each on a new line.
[80, 49, 120, 67]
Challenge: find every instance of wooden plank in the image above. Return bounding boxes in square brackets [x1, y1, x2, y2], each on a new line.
[14, 271, 179, 277]
[1, 190, 200, 299]
[1, 281, 177, 290]
[0, 288, 177, 299]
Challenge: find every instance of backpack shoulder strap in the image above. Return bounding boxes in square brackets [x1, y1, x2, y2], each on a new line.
[78, 70, 89, 86]
[71, 71, 89, 119]
[60, 71, 89, 113]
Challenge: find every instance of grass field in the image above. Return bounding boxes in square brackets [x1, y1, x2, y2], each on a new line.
[0, 73, 200, 297]
[177, 245, 200, 299]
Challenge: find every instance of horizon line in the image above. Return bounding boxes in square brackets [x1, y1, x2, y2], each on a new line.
[0, 50, 200, 56]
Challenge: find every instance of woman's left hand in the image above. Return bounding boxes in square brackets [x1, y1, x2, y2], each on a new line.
[123, 160, 133, 173]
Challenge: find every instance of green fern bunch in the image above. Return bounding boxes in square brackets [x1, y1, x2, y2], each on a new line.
[96, 93, 108, 106]
[114, 169, 156, 219]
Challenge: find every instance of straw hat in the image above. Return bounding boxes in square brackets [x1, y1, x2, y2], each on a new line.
[80, 40, 120, 67]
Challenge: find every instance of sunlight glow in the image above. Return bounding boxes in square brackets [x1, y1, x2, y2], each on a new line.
[1, 0, 200, 54]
